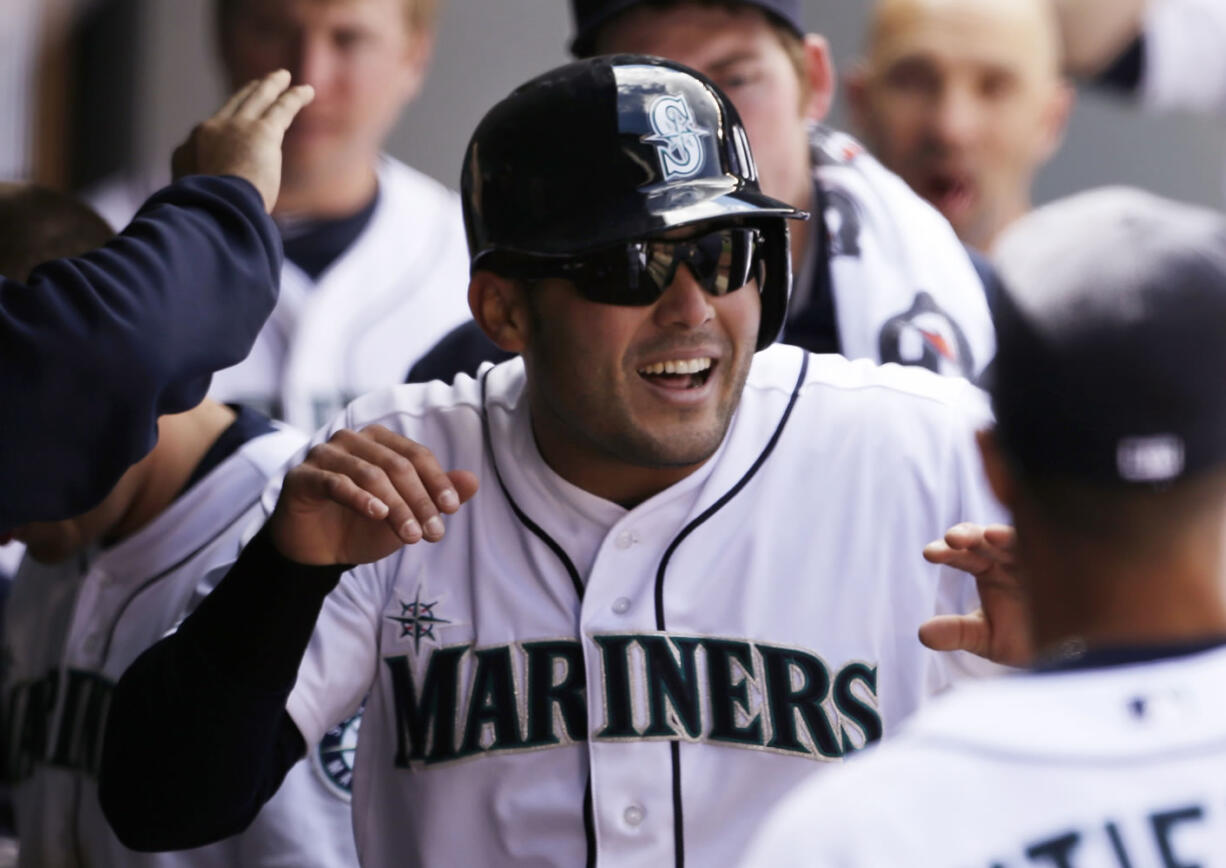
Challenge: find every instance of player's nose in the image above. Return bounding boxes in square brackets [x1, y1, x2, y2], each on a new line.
[653, 265, 716, 331]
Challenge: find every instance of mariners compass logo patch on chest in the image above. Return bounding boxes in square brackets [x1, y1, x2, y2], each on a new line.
[386, 586, 457, 653]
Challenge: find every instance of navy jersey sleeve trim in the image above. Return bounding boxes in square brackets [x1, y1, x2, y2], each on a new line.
[99, 525, 345, 850]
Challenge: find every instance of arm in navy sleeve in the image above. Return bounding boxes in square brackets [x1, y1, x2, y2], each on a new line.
[99, 526, 345, 851]
[0, 175, 281, 529]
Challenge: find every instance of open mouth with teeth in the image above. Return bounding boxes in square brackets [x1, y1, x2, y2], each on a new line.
[636, 357, 715, 390]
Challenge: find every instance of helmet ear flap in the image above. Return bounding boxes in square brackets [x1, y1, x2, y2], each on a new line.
[755, 221, 793, 351]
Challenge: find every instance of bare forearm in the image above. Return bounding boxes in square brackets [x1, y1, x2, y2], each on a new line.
[1053, 0, 1147, 77]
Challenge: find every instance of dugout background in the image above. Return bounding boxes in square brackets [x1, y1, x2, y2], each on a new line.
[74, 0, 1226, 208]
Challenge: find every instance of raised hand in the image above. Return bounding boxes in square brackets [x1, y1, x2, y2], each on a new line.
[269, 425, 479, 566]
[171, 69, 315, 212]
[919, 523, 1033, 667]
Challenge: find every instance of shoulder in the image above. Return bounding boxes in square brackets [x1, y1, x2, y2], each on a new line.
[749, 345, 990, 426]
[376, 155, 461, 212]
[332, 359, 524, 458]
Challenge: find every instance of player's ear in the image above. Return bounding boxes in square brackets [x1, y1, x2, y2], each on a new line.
[800, 34, 836, 123]
[469, 270, 530, 353]
[976, 428, 1016, 510]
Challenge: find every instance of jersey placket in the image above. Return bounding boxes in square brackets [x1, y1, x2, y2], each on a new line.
[581, 498, 694, 868]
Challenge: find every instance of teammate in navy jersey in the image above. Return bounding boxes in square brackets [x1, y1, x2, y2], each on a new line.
[744, 188, 1226, 866]
[0, 70, 311, 532]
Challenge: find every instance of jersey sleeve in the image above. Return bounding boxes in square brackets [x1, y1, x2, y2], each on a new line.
[1141, 0, 1226, 115]
[0, 175, 281, 529]
[286, 563, 385, 746]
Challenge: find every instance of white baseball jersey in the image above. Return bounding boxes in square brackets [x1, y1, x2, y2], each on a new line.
[742, 645, 1226, 867]
[803, 128, 996, 379]
[282, 344, 1005, 868]
[1, 422, 360, 867]
[87, 156, 472, 432]
[1141, 0, 1226, 116]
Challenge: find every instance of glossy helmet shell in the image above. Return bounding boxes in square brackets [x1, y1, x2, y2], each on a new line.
[461, 54, 808, 350]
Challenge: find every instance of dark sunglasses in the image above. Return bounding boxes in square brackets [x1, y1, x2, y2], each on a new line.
[493, 227, 765, 306]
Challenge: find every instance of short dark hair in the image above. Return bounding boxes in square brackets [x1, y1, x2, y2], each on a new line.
[0, 184, 114, 281]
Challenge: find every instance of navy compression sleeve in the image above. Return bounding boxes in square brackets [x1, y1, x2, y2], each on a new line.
[99, 526, 346, 851]
[0, 175, 280, 529]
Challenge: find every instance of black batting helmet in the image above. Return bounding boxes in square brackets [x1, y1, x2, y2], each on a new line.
[461, 54, 807, 351]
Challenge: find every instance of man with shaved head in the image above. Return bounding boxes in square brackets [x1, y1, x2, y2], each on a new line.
[847, 0, 1075, 251]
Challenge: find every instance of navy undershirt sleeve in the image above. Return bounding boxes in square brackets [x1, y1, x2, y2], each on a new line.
[99, 526, 347, 851]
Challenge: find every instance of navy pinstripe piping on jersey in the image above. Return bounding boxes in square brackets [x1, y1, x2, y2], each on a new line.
[653, 349, 809, 868]
[479, 350, 809, 868]
[98, 488, 265, 663]
[479, 371, 586, 600]
[479, 371, 596, 867]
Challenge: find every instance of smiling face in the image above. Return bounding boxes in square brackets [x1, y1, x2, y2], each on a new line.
[479, 226, 763, 505]
[848, 0, 1072, 250]
[219, 0, 430, 197]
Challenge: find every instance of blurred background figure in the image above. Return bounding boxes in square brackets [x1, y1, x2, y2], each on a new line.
[1057, 0, 1226, 117]
[846, 0, 1075, 252]
[88, 0, 471, 432]
[741, 187, 1226, 867]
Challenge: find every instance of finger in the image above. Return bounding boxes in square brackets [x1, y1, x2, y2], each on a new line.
[942, 522, 987, 550]
[288, 464, 390, 522]
[216, 76, 265, 119]
[308, 440, 424, 544]
[922, 541, 997, 575]
[447, 470, 480, 506]
[234, 69, 294, 119]
[982, 524, 1018, 559]
[918, 613, 989, 657]
[259, 83, 315, 132]
[363, 425, 461, 521]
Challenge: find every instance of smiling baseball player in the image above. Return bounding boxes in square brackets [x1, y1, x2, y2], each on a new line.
[741, 188, 1226, 867]
[99, 56, 1013, 868]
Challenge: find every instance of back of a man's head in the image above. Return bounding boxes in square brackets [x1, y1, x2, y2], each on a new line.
[0, 183, 114, 281]
[990, 188, 1226, 548]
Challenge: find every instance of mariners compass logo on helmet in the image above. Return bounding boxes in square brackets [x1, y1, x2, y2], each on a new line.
[643, 93, 710, 181]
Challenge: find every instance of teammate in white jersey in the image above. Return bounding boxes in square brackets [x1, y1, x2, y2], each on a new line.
[89, 0, 470, 432]
[98, 57, 1020, 867]
[742, 188, 1226, 867]
[0, 191, 357, 867]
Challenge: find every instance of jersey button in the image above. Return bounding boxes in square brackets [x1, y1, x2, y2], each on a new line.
[623, 804, 645, 827]
[611, 597, 631, 615]
[614, 530, 639, 550]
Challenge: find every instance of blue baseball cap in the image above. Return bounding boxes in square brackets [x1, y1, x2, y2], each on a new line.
[990, 188, 1226, 485]
[570, 0, 804, 57]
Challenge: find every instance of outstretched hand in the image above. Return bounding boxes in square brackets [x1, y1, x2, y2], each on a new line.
[172, 69, 315, 212]
[919, 523, 1033, 667]
[269, 425, 479, 566]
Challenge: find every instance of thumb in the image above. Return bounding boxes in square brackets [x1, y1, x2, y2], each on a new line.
[918, 613, 990, 657]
